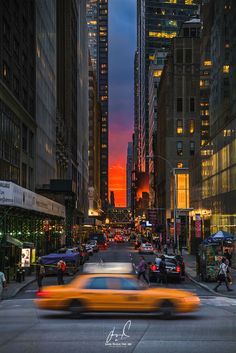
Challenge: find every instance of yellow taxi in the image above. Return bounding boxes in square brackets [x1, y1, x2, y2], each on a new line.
[35, 262, 200, 318]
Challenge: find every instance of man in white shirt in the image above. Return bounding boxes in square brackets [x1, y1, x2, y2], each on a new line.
[214, 258, 233, 292]
[155, 255, 162, 268]
[0, 271, 6, 300]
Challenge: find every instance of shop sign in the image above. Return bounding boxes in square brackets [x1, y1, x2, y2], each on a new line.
[21, 248, 31, 267]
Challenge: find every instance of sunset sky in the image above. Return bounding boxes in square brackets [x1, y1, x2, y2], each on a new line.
[109, 0, 136, 207]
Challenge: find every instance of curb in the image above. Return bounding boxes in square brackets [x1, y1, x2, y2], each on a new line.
[186, 271, 235, 298]
[3, 278, 36, 300]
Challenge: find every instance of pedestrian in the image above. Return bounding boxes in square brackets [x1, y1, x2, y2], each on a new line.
[223, 249, 232, 267]
[0, 270, 7, 300]
[136, 256, 149, 285]
[57, 259, 66, 285]
[36, 261, 45, 292]
[163, 243, 168, 255]
[158, 256, 168, 285]
[214, 258, 233, 292]
[155, 255, 161, 268]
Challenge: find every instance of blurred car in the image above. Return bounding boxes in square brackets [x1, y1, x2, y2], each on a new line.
[114, 234, 124, 243]
[85, 244, 94, 256]
[35, 266, 200, 318]
[149, 258, 183, 283]
[89, 233, 108, 250]
[139, 243, 154, 254]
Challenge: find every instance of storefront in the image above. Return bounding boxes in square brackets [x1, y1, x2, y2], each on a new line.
[0, 181, 65, 280]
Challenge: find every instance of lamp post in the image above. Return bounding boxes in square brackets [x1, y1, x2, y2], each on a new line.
[146, 155, 177, 251]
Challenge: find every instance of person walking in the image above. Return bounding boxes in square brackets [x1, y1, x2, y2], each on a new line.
[36, 262, 45, 292]
[158, 256, 168, 285]
[136, 256, 149, 285]
[0, 271, 6, 300]
[57, 259, 66, 285]
[214, 258, 233, 292]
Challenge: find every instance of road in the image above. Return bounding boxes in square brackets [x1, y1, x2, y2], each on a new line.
[1, 242, 236, 353]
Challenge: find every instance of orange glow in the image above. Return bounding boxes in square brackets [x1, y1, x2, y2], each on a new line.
[109, 163, 126, 207]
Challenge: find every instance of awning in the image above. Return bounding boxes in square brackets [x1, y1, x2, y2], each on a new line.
[6, 235, 23, 248]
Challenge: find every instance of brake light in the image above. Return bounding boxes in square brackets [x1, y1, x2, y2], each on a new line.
[176, 265, 181, 273]
[36, 291, 50, 297]
[151, 264, 157, 271]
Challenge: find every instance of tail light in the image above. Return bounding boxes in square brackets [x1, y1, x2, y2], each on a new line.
[151, 264, 157, 271]
[176, 265, 181, 273]
[36, 291, 51, 298]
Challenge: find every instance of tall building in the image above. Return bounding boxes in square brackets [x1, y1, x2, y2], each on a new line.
[35, 0, 57, 188]
[156, 19, 201, 243]
[88, 57, 101, 217]
[136, 0, 199, 173]
[98, 0, 109, 211]
[190, 0, 236, 256]
[0, 0, 36, 188]
[126, 142, 133, 208]
[110, 191, 115, 208]
[87, 0, 109, 212]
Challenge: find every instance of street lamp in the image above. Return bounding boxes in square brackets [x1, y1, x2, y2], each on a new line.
[146, 155, 177, 251]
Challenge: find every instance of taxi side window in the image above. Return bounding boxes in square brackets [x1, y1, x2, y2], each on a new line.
[120, 278, 139, 290]
[86, 277, 107, 289]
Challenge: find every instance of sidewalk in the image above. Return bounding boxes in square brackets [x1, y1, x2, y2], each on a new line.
[2, 275, 36, 300]
[183, 250, 236, 298]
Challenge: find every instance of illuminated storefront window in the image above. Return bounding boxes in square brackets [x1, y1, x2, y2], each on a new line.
[176, 172, 189, 209]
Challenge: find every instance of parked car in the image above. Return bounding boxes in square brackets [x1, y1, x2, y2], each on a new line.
[149, 258, 183, 283]
[164, 254, 185, 276]
[114, 234, 124, 243]
[87, 240, 99, 253]
[139, 243, 154, 254]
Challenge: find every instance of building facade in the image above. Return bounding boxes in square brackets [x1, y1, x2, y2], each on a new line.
[156, 19, 201, 243]
[35, 0, 57, 188]
[190, 0, 236, 255]
[0, 0, 36, 189]
[126, 142, 133, 208]
[136, 0, 199, 174]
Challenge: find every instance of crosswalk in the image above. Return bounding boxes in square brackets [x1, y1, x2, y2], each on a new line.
[200, 296, 236, 307]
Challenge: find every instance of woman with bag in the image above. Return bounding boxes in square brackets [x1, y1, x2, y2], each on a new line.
[214, 258, 233, 292]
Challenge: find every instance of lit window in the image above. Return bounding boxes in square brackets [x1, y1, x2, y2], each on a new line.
[177, 141, 183, 156]
[88, 20, 97, 25]
[177, 162, 183, 168]
[200, 80, 204, 87]
[165, 0, 177, 3]
[102, 128, 107, 132]
[153, 70, 162, 78]
[185, 0, 194, 4]
[149, 31, 177, 39]
[149, 55, 155, 61]
[161, 9, 165, 15]
[168, 20, 177, 27]
[101, 95, 108, 101]
[102, 144, 107, 148]
[176, 119, 183, 134]
[190, 141, 195, 155]
[189, 119, 195, 134]
[223, 65, 230, 73]
[204, 60, 212, 66]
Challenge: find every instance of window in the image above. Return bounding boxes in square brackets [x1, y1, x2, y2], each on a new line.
[13, 37, 19, 61]
[185, 49, 192, 63]
[190, 141, 195, 155]
[3, 18, 10, 46]
[176, 49, 183, 63]
[13, 76, 19, 96]
[176, 119, 183, 134]
[183, 28, 189, 37]
[29, 131, 34, 158]
[153, 70, 162, 77]
[22, 124, 28, 152]
[177, 98, 183, 112]
[189, 119, 195, 134]
[177, 141, 183, 156]
[223, 65, 230, 73]
[120, 278, 139, 290]
[22, 163, 27, 188]
[3, 62, 9, 82]
[177, 162, 183, 168]
[190, 97, 195, 112]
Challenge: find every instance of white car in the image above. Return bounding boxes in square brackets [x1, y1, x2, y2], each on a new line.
[139, 243, 154, 254]
[87, 240, 99, 253]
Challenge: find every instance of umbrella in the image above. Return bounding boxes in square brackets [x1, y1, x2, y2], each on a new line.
[211, 230, 234, 240]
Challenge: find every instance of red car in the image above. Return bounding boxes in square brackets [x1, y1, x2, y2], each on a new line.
[114, 234, 124, 243]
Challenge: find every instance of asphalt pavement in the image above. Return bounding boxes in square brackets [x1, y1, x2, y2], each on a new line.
[1, 242, 236, 353]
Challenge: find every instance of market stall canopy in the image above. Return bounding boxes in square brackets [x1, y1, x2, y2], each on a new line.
[202, 230, 235, 244]
[211, 230, 234, 239]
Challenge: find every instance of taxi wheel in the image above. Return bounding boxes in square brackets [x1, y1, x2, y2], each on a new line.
[69, 300, 84, 317]
[159, 300, 175, 319]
